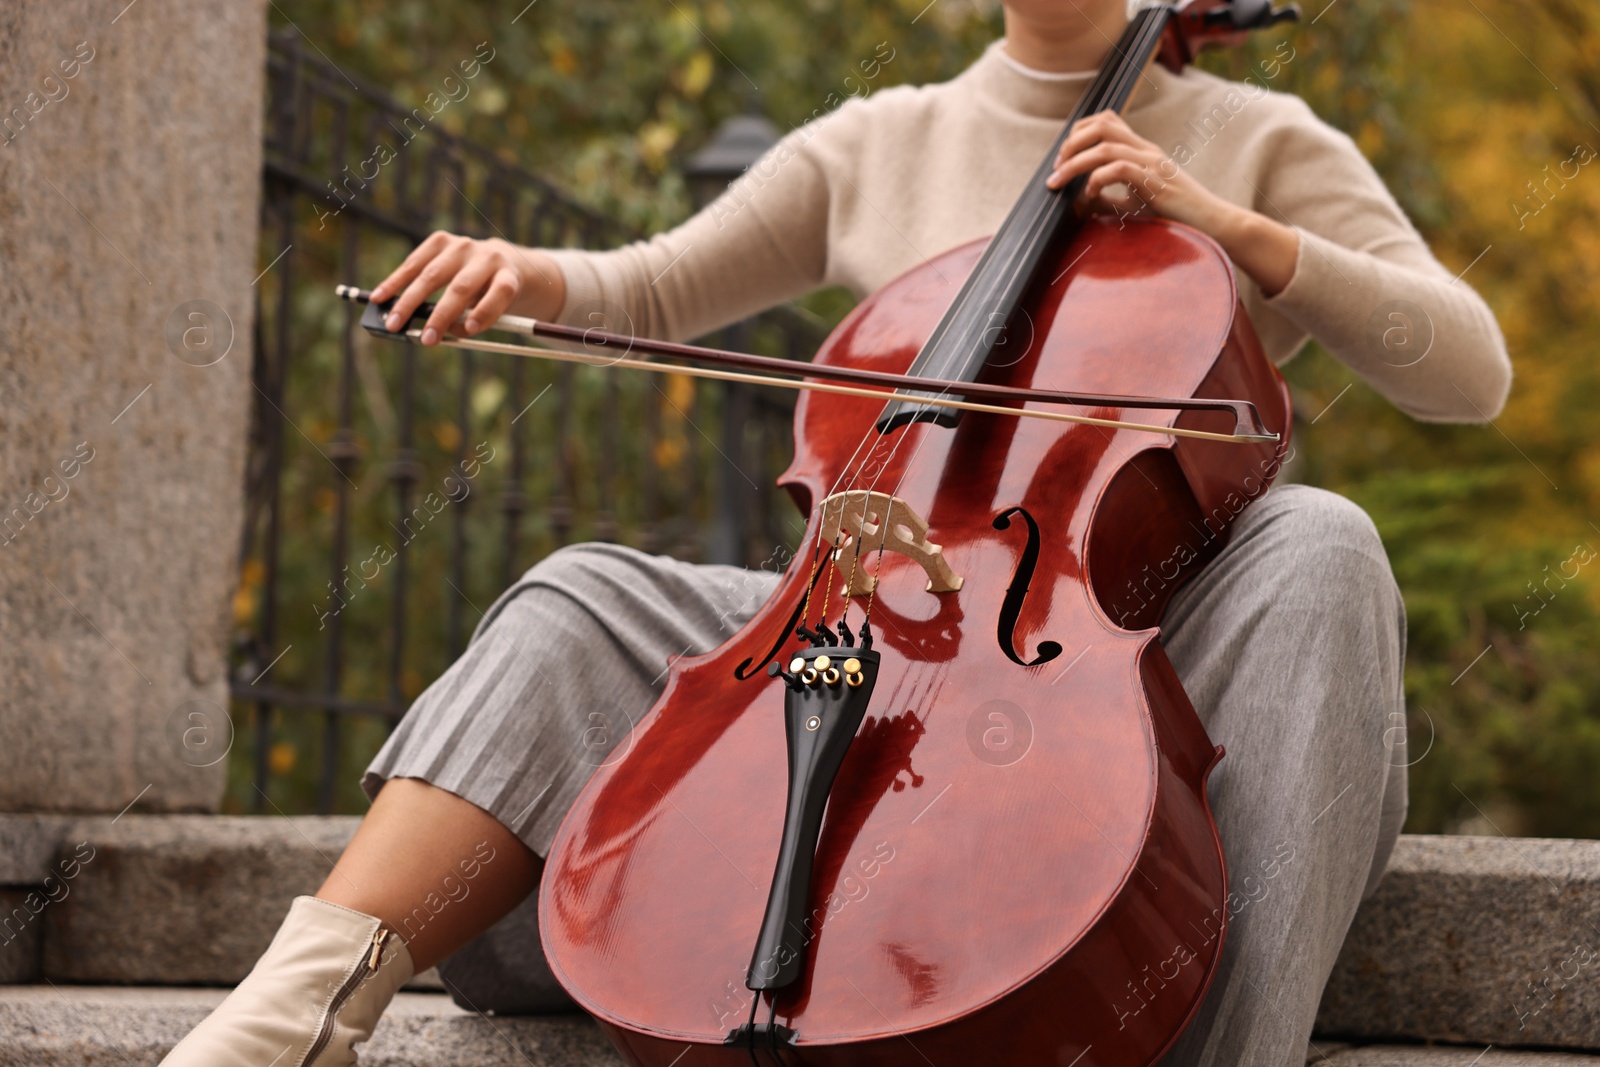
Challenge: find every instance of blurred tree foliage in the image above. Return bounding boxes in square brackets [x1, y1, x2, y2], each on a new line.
[259, 0, 1600, 837]
[1207, 0, 1600, 837]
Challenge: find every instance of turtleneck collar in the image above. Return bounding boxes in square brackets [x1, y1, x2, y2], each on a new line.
[962, 38, 1165, 122]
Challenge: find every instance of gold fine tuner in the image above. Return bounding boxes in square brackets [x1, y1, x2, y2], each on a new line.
[785, 654, 865, 688]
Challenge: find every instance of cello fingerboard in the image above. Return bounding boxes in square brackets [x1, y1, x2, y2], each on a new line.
[875, 3, 1175, 433]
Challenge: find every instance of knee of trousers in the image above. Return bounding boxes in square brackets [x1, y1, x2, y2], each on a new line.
[1253, 486, 1408, 701]
[520, 541, 640, 589]
[1256, 487, 1398, 600]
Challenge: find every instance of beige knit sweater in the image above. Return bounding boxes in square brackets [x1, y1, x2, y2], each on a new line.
[546, 40, 1511, 422]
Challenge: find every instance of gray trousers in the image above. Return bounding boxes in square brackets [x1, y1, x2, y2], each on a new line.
[362, 483, 1409, 1066]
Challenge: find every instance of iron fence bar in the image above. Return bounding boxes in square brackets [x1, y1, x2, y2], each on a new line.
[640, 371, 663, 555]
[389, 345, 420, 710]
[551, 362, 575, 546]
[449, 350, 473, 658]
[496, 172, 530, 585]
[315, 101, 353, 813]
[253, 182, 296, 811]
[597, 373, 620, 544]
[447, 157, 473, 660]
[676, 378, 707, 562]
[502, 349, 528, 588]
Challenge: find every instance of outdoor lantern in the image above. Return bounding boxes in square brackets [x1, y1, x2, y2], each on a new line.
[683, 110, 781, 209]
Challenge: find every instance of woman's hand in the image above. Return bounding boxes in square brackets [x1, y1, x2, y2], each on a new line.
[369, 232, 566, 346]
[1046, 110, 1300, 297]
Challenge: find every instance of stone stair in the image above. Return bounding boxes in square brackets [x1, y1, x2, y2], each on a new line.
[0, 987, 1592, 1067]
[0, 986, 616, 1066]
[3, 815, 1599, 1064]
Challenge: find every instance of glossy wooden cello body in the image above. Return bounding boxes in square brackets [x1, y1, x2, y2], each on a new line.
[540, 2, 1296, 1063]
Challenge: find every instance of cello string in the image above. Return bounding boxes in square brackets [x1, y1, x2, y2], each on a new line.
[767, 997, 782, 1064]
[821, 548, 844, 637]
[824, 360, 963, 633]
[839, 10, 1168, 569]
[831, 436, 909, 627]
[854, 9, 1171, 600]
[764, 4, 1177, 588]
[855, 420, 942, 620]
[802, 397, 906, 643]
[745, 994, 758, 1066]
[913, 8, 1157, 385]
[806, 403, 913, 642]
[839, 515, 865, 622]
[952, 6, 1165, 385]
[796, 533, 829, 641]
[812, 24, 1190, 572]
[863, 532, 890, 632]
[831, 424, 927, 628]
[791, 305, 956, 649]
[804, 42, 1166, 630]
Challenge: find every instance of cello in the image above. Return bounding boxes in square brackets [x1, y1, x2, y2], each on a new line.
[352, 0, 1297, 1061]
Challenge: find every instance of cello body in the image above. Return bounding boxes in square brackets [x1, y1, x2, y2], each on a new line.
[539, 215, 1293, 1066]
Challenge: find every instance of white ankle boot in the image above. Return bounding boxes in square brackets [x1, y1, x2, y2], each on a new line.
[161, 896, 414, 1066]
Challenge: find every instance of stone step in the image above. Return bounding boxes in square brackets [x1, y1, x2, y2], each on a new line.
[1316, 835, 1600, 1050]
[2, 987, 1596, 1067]
[1316, 1050, 1600, 1067]
[0, 986, 623, 1066]
[5, 816, 1600, 1051]
[0, 814, 449, 991]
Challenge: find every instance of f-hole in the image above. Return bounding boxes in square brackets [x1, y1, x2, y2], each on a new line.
[993, 506, 1063, 668]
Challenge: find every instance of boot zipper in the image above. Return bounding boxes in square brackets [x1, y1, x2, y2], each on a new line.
[302, 927, 389, 1066]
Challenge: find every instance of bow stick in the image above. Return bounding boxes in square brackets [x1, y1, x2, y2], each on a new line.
[335, 286, 1279, 445]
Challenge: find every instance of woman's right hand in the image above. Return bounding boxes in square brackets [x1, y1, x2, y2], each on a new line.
[369, 232, 567, 346]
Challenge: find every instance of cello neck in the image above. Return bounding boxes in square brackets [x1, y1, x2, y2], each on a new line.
[875, 2, 1176, 433]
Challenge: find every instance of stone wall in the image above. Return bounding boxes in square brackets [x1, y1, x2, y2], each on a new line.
[0, 0, 269, 812]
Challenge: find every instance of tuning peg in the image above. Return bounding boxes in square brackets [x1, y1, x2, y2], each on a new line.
[1207, 0, 1299, 29]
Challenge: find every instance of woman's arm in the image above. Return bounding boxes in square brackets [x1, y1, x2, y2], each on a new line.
[1047, 107, 1512, 423]
[371, 124, 834, 348]
[1048, 110, 1301, 297]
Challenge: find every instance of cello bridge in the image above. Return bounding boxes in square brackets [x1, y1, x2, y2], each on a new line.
[817, 491, 963, 597]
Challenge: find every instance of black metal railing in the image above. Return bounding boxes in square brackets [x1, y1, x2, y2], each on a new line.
[231, 30, 826, 813]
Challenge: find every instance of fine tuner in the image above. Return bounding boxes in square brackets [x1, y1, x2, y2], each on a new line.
[769, 652, 867, 692]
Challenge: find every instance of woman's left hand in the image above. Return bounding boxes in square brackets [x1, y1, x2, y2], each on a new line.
[1047, 110, 1226, 230]
[1046, 110, 1300, 296]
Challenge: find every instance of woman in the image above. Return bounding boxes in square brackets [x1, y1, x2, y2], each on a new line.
[164, 0, 1510, 1064]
